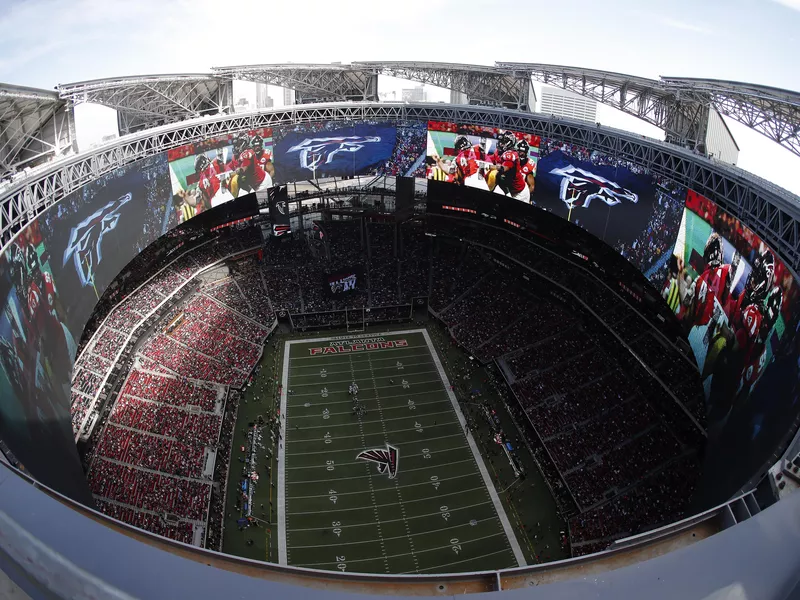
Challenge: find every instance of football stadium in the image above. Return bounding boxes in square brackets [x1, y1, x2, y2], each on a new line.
[0, 56, 799, 600]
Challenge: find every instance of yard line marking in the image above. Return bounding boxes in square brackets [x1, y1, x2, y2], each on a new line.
[294, 532, 505, 566]
[286, 444, 468, 468]
[289, 358, 433, 375]
[286, 389, 446, 405]
[285, 370, 440, 388]
[289, 458, 474, 484]
[345, 352, 390, 572]
[405, 548, 513, 574]
[290, 349, 432, 365]
[421, 328, 527, 567]
[286, 422, 459, 443]
[287, 487, 487, 515]
[288, 499, 495, 530]
[288, 472, 477, 498]
[286, 409, 455, 430]
[289, 397, 451, 418]
[289, 379, 444, 397]
[287, 517, 497, 548]
[287, 433, 465, 456]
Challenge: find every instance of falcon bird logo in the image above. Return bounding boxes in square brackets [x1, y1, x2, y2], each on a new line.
[356, 443, 399, 479]
[63, 192, 133, 288]
[549, 165, 638, 209]
[287, 136, 381, 171]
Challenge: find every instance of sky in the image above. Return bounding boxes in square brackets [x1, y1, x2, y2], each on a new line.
[1, 0, 799, 194]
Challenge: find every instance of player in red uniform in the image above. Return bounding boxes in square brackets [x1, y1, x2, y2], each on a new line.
[211, 149, 226, 175]
[516, 139, 536, 194]
[487, 132, 530, 203]
[194, 154, 219, 211]
[449, 135, 488, 189]
[688, 234, 735, 329]
[706, 249, 776, 420]
[234, 135, 270, 193]
[251, 134, 276, 182]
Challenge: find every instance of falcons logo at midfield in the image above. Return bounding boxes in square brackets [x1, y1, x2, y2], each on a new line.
[356, 443, 399, 479]
[550, 165, 638, 209]
[287, 136, 381, 171]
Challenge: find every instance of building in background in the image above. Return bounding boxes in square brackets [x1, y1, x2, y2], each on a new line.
[539, 86, 597, 122]
[402, 85, 426, 102]
[704, 108, 740, 165]
[256, 84, 273, 109]
[233, 97, 252, 113]
[283, 87, 295, 106]
[449, 89, 467, 104]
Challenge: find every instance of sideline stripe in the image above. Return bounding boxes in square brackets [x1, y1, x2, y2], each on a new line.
[421, 328, 527, 567]
[277, 341, 289, 565]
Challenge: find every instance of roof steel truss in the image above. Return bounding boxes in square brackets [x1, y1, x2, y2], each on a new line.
[496, 62, 709, 148]
[57, 75, 232, 135]
[211, 64, 378, 103]
[2, 102, 799, 277]
[355, 61, 531, 111]
[662, 77, 800, 157]
[0, 85, 75, 180]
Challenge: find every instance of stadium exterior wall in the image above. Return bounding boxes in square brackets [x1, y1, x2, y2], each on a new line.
[1, 103, 799, 510]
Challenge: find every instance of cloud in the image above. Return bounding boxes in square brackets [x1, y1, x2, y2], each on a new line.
[658, 16, 715, 35]
[772, 0, 800, 10]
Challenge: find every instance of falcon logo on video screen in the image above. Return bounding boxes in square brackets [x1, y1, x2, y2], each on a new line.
[63, 192, 133, 288]
[287, 136, 381, 171]
[356, 443, 399, 479]
[550, 165, 638, 209]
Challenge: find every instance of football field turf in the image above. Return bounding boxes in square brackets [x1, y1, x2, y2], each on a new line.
[278, 329, 525, 574]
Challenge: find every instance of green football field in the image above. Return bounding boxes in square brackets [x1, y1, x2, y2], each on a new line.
[278, 329, 525, 574]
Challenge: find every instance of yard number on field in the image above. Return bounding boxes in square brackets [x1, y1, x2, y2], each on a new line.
[440, 505, 450, 521]
[329, 489, 338, 504]
[430, 475, 440, 490]
[332, 521, 342, 537]
[323, 431, 332, 444]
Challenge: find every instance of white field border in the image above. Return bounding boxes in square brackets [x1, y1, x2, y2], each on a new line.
[278, 341, 290, 566]
[280, 329, 526, 570]
[420, 329, 527, 567]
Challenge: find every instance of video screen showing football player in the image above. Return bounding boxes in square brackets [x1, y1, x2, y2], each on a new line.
[234, 134, 272, 194]
[516, 139, 536, 194]
[251, 134, 276, 181]
[486, 131, 530, 203]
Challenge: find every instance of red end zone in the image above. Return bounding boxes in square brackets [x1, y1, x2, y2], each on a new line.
[308, 339, 408, 355]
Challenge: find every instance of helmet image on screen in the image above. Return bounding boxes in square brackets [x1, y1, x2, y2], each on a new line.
[194, 154, 210, 174]
[251, 134, 264, 152]
[497, 131, 517, 154]
[744, 249, 775, 306]
[516, 138, 530, 157]
[704, 233, 724, 270]
[454, 135, 471, 153]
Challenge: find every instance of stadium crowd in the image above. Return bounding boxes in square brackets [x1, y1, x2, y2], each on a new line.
[72, 199, 707, 554]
